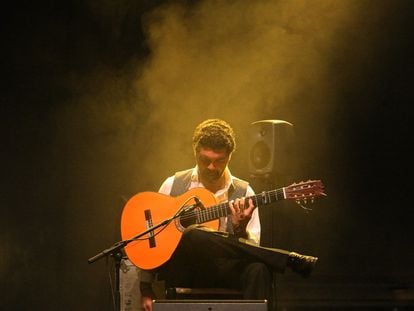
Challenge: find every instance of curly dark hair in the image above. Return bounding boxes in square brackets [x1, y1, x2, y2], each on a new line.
[192, 119, 236, 154]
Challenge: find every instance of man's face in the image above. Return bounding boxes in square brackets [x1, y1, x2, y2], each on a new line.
[196, 147, 231, 183]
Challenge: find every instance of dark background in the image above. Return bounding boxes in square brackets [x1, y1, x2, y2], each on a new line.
[2, 1, 414, 310]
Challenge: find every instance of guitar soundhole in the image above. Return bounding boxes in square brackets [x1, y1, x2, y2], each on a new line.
[178, 210, 198, 229]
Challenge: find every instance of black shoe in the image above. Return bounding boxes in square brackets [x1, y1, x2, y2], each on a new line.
[288, 252, 318, 278]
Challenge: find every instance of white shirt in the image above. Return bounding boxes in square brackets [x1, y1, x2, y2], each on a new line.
[158, 166, 261, 245]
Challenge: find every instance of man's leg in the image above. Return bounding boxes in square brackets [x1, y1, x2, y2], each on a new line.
[240, 262, 273, 300]
[179, 226, 290, 272]
[160, 226, 317, 287]
[241, 262, 274, 311]
[183, 227, 318, 278]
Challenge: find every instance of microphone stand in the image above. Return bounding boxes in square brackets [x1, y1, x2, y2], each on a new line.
[87, 200, 200, 311]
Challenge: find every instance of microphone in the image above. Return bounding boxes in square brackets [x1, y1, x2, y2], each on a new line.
[181, 197, 205, 214]
[194, 197, 205, 209]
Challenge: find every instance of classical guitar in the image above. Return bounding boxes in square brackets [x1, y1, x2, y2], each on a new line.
[121, 179, 325, 270]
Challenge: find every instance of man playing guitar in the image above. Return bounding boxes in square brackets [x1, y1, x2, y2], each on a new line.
[121, 119, 321, 311]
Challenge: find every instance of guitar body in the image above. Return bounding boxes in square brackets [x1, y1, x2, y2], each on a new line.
[121, 188, 219, 270]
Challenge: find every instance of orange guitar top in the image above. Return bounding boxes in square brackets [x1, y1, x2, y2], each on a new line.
[121, 188, 219, 270]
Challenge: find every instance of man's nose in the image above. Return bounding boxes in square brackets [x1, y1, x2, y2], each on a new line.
[207, 162, 216, 170]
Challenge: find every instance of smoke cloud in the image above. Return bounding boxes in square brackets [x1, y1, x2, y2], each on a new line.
[52, 0, 391, 213]
[134, 0, 360, 176]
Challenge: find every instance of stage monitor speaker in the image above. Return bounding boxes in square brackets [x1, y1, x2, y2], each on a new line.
[153, 299, 267, 311]
[248, 120, 294, 176]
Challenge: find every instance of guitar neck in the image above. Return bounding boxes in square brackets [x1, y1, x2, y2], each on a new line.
[195, 187, 286, 224]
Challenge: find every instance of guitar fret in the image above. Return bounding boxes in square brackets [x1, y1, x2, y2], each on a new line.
[222, 203, 228, 217]
[266, 191, 271, 203]
[191, 182, 316, 225]
[258, 194, 263, 206]
[272, 190, 278, 202]
[211, 206, 216, 220]
[254, 195, 259, 207]
[217, 205, 222, 218]
[200, 210, 206, 223]
[255, 194, 261, 206]
[209, 207, 213, 221]
[261, 191, 271, 204]
[268, 190, 274, 203]
[278, 188, 284, 200]
[205, 209, 210, 222]
[195, 210, 200, 223]
[207, 207, 213, 221]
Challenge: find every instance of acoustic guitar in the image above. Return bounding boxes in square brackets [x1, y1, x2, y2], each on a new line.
[121, 179, 325, 270]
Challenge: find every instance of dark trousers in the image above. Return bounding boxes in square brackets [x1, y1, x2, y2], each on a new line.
[157, 226, 290, 308]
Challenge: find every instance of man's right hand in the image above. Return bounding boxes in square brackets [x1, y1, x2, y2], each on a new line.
[141, 296, 153, 311]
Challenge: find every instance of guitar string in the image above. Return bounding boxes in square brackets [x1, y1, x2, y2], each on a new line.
[132, 184, 320, 241]
[131, 195, 198, 241]
[177, 188, 285, 222]
[176, 185, 321, 222]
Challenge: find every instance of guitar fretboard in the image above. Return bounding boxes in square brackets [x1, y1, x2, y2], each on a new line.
[194, 187, 286, 224]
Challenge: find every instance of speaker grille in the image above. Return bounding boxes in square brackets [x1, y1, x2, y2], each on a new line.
[248, 120, 294, 176]
[250, 141, 272, 170]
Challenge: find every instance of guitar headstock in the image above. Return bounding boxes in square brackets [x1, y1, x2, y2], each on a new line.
[285, 179, 326, 204]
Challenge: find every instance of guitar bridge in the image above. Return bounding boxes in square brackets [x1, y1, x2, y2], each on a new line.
[144, 209, 156, 248]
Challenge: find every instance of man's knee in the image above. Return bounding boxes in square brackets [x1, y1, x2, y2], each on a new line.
[181, 225, 210, 244]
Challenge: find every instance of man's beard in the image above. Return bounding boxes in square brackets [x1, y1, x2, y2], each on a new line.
[200, 168, 222, 183]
